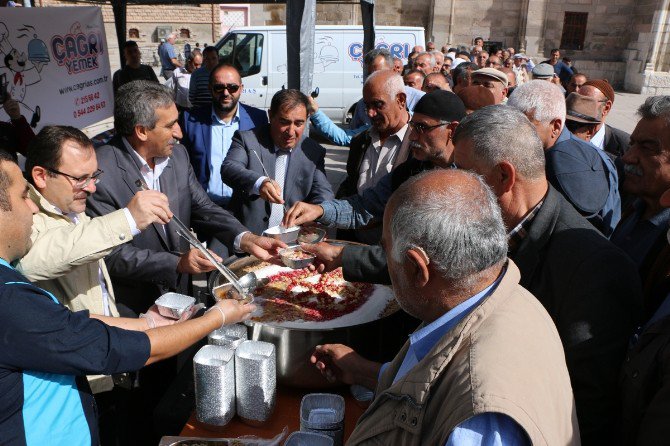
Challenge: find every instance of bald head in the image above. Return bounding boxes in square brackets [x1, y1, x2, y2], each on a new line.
[423, 73, 450, 93]
[363, 70, 407, 135]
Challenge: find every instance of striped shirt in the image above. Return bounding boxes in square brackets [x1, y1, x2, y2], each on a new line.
[188, 66, 212, 109]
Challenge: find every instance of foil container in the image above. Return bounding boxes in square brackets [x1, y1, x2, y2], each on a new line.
[234, 340, 276, 425]
[193, 345, 236, 426]
[300, 393, 345, 446]
[284, 431, 334, 446]
[155, 292, 195, 319]
[279, 247, 316, 269]
[208, 324, 248, 350]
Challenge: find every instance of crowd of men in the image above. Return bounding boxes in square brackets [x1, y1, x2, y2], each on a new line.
[0, 33, 669, 446]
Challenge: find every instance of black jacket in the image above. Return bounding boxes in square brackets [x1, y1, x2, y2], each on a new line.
[604, 124, 630, 158]
[342, 186, 642, 444]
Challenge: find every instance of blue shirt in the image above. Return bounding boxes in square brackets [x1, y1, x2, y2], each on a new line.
[208, 106, 239, 204]
[0, 258, 151, 446]
[611, 199, 670, 268]
[379, 269, 530, 446]
[158, 42, 177, 70]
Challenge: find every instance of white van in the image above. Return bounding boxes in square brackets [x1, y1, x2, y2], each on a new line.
[213, 25, 425, 123]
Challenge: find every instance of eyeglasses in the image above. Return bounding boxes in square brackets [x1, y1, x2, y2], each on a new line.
[409, 121, 448, 134]
[47, 167, 103, 189]
[211, 83, 240, 94]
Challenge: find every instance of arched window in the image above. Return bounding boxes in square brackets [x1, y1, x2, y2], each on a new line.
[180, 28, 191, 39]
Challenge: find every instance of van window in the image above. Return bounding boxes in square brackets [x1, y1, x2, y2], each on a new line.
[217, 33, 264, 77]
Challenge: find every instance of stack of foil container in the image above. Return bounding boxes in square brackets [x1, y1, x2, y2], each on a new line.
[194, 325, 276, 427]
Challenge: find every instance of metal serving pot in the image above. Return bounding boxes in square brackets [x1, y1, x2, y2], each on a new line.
[207, 254, 400, 389]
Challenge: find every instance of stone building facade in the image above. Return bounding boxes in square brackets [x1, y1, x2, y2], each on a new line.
[19, 0, 670, 93]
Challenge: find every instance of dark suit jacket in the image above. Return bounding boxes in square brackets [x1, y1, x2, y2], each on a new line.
[341, 186, 642, 444]
[337, 130, 372, 198]
[620, 312, 670, 445]
[220, 126, 334, 235]
[180, 103, 268, 190]
[86, 136, 248, 314]
[604, 124, 630, 158]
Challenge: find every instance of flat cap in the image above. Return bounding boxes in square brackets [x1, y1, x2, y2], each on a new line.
[532, 63, 555, 79]
[413, 90, 467, 122]
[473, 67, 508, 85]
[513, 53, 528, 60]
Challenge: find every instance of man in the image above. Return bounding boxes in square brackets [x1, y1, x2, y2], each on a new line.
[508, 80, 621, 236]
[542, 48, 574, 86]
[411, 44, 424, 53]
[485, 54, 502, 69]
[564, 92, 602, 143]
[473, 36, 484, 47]
[189, 46, 220, 109]
[180, 63, 268, 207]
[441, 55, 452, 75]
[86, 81, 284, 315]
[470, 45, 482, 62]
[422, 72, 450, 93]
[456, 85, 496, 114]
[165, 50, 202, 110]
[18, 126, 171, 319]
[284, 90, 466, 246]
[112, 40, 159, 93]
[413, 51, 437, 76]
[0, 149, 255, 445]
[450, 106, 641, 444]
[451, 62, 479, 94]
[611, 96, 670, 319]
[312, 169, 580, 445]
[475, 50, 489, 68]
[347, 49, 424, 134]
[336, 70, 410, 202]
[472, 67, 508, 104]
[426, 41, 436, 51]
[567, 73, 588, 94]
[580, 79, 630, 157]
[221, 89, 333, 235]
[430, 50, 444, 72]
[532, 62, 565, 94]
[392, 57, 403, 73]
[0, 97, 34, 159]
[512, 53, 530, 86]
[403, 69, 425, 91]
[158, 32, 182, 80]
[620, 188, 670, 445]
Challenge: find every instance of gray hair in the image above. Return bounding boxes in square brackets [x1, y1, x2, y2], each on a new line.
[453, 105, 545, 179]
[389, 170, 508, 287]
[430, 50, 444, 61]
[638, 96, 670, 125]
[364, 70, 404, 100]
[114, 80, 174, 136]
[363, 48, 393, 69]
[415, 52, 436, 68]
[507, 80, 566, 127]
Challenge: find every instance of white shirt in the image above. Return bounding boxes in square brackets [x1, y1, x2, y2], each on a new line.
[165, 67, 193, 108]
[591, 123, 606, 150]
[357, 123, 409, 193]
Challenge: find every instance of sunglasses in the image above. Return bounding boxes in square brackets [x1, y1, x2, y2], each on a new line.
[211, 83, 240, 94]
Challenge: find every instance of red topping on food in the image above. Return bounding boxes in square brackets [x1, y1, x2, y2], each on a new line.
[251, 268, 374, 323]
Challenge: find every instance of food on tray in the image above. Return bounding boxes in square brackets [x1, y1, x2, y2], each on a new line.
[284, 249, 313, 260]
[251, 268, 374, 323]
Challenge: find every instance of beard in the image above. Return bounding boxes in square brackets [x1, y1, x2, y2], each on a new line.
[213, 96, 239, 114]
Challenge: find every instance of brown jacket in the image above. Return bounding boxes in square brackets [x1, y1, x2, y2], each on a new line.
[347, 261, 580, 445]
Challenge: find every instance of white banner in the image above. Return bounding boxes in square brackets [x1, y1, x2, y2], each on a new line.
[0, 6, 113, 131]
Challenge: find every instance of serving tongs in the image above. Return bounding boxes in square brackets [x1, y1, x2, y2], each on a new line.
[135, 179, 256, 304]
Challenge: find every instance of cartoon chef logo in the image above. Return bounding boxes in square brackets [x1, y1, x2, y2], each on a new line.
[0, 22, 48, 127]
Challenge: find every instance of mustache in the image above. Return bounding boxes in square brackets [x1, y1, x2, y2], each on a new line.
[624, 164, 642, 176]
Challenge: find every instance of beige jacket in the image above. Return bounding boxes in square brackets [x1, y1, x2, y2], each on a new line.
[347, 261, 580, 446]
[17, 186, 134, 317]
